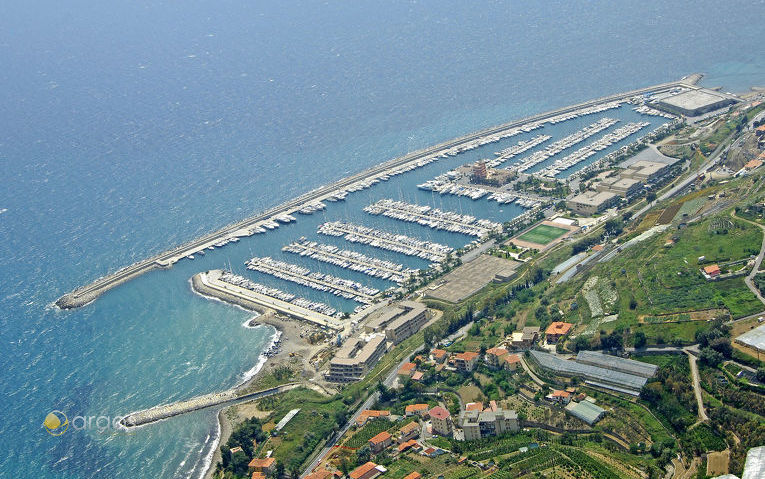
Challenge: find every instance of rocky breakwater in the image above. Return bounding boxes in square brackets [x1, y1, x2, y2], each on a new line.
[120, 382, 301, 428]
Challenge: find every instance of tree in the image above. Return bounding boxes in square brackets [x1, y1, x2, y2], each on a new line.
[700, 347, 723, 366]
[634, 331, 647, 349]
[709, 337, 732, 358]
[757, 368, 765, 382]
[646, 192, 657, 203]
[573, 335, 591, 352]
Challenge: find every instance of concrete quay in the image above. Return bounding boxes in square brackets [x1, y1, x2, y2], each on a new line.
[56, 74, 702, 309]
[120, 382, 300, 428]
[191, 270, 343, 331]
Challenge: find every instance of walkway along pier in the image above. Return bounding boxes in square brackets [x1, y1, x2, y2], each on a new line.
[120, 382, 300, 428]
[56, 74, 703, 309]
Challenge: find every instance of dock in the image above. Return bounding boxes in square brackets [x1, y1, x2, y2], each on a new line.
[192, 270, 343, 330]
[120, 382, 301, 428]
[56, 74, 703, 309]
[364, 199, 502, 237]
[317, 221, 453, 263]
[283, 239, 416, 284]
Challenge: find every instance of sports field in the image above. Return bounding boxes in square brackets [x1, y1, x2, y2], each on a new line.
[517, 224, 568, 245]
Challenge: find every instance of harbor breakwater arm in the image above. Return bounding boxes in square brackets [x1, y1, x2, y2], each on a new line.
[120, 382, 301, 428]
[57, 74, 702, 310]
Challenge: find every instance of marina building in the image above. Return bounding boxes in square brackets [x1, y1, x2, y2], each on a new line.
[595, 176, 643, 197]
[460, 408, 519, 441]
[620, 160, 672, 183]
[327, 334, 387, 383]
[566, 191, 619, 216]
[654, 88, 738, 117]
[364, 301, 428, 345]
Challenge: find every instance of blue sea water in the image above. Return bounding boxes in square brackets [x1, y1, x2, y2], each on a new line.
[1, 1, 764, 477]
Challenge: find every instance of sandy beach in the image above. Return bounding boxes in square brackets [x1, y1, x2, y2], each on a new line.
[203, 310, 333, 479]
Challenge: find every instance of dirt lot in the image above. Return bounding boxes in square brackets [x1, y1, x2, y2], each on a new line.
[706, 450, 730, 476]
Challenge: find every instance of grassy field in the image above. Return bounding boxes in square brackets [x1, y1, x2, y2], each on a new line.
[518, 224, 568, 245]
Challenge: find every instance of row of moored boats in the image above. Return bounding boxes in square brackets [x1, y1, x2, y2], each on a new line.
[219, 271, 339, 317]
[364, 199, 502, 238]
[317, 221, 453, 263]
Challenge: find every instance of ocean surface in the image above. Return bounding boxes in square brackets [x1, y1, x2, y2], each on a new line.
[1, 1, 764, 477]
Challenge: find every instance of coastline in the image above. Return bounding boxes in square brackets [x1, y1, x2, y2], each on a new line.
[55, 74, 702, 311]
[198, 308, 331, 479]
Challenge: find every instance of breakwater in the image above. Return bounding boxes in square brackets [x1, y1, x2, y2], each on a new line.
[56, 74, 702, 309]
[120, 382, 300, 428]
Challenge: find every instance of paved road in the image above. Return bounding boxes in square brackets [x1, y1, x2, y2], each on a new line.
[301, 343, 425, 477]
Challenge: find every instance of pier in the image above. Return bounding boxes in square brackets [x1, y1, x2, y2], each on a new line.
[56, 74, 702, 309]
[283, 239, 415, 284]
[317, 221, 453, 262]
[245, 257, 379, 303]
[364, 199, 502, 237]
[192, 270, 343, 330]
[120, 382, 301, 428]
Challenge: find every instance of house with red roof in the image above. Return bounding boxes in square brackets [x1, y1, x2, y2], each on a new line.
[503, 353, 521, 371]
[349, 462, 386, 479]
[430, 349, 449, 363]
[485, 347, 508, 369]
[453, 351, 479, 372]
[404, 403, 429, 417]
[248, 457, 276, 474]
[369, 431, 392, 453]
[545, 322, 573, 343]
[428, 406, 453, 437]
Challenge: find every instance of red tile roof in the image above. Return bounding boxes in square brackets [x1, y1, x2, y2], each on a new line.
[411, 371, 424, 381]
[504, 354, 521, 364]
[486, 347, 508, 357]
[545, 322, 573, 336]
[350, 462, 379, 479]
[552, 390, 571, 398]
[304, 469, 339, 479]
[405, 404, 429, 413]
[431, 349, 448, 358]
[403, 473, 422, 479]
[454, 351, 479, 361]
[465, 402, 483, 412]
[398, 362, 417, 375]
[248, 458, 275, 469]
[429, 406, 450, 420]
[704, 264, 721, 275]
[369, 431, 392, 445]
[251, 473, 266, 479]
[398, 439, 419, 452]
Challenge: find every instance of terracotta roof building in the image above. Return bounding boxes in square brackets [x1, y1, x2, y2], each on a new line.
[369, 431, 392, 453]
[429, 406, 453, 437]
[248, 457, 276, 474]
[398, 421, 421, 442]
[356, 410, 390, 426]
[430, 349, 448, 363]
[349, 462, 385, 479]
[405, 403, 429, 417]
[503, 353, 521, 371]
[453, 351, 479, 372]
[545, 322, 573, 343]
[485, 347, 508, 369]
[398, 362, 417, 377]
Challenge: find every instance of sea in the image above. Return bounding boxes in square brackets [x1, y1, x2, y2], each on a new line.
[1, 1, 764, 477]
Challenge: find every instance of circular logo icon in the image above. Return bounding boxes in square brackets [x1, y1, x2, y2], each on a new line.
[43, 411, 69, 436]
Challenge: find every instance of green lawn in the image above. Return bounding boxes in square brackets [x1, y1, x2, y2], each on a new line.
[517, 224, 568, 245]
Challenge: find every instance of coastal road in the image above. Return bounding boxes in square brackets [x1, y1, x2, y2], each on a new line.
[733, 213, 765, 306]
[301, 344, 425, 477]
